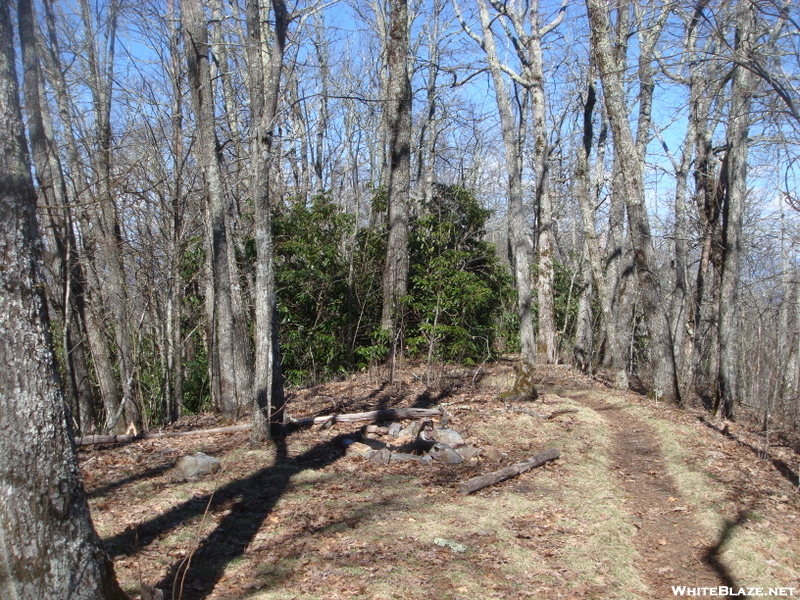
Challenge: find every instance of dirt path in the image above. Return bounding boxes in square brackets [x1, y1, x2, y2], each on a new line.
[566, 390, 733, 599]
[82, 362, 799, 600]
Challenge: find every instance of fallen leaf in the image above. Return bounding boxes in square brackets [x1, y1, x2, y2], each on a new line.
[658, 539, 667, 546]
[668, 497, 677, 503]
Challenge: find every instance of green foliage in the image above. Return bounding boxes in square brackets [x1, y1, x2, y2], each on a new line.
[406, 184, 514, 363]
[181, 331, 210, 415]
[273, 194, 383, 385]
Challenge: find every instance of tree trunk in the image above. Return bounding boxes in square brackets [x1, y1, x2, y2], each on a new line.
[247, 0, 288, 442]
[182, 0, 242, 416]
[381, 0, 413, 373]
[474, 0, 535, 363]
[716, 3, 758, 420]
[574, 80, 627, 385]
[78, 0, 142, 432]
[0, 4, 127, 594]
[587, 0, 680, 404]
[529, 3, 558, 364]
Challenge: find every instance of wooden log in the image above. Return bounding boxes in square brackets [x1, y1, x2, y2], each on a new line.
[289, 408, 443, 428]
[458, 447, 560, 495]
[74, 424, 253, 446]
[74, 408, 443, 446]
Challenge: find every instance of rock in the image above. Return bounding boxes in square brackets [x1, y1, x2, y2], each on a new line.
[389, 452, 432, 465]
[429, 443, 464, 464]
[175, 452, 221, 480]
[364, 424, 389, 435]
[455, 445, 482, 459]
[368, 448, 392, 464]
[433, 427, 465, 448]
[387, 422, 403, 437]
[433, 538, 467, 553]
[345, 442, 376, 458]
[399, 421, 422, 439]
[483, 448, 503, 463]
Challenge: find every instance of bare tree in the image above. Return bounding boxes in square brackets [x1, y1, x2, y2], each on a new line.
[586, 0, 681, 403]
[0, 1, 127, 594]
[182, 0, 246, 416]
[381, 0, 413, 374]
[247, 0, 289, 441]
[453, 0, 536, 363]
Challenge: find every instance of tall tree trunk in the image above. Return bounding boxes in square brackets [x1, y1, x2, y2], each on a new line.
[0, 3, 127, 594]
[247, 0, 287, 442]
[78, 0, 142, 432]
[575, 78, 627, 386]
[182, 0, 242, 416]
[38, 0, 125, 432]
[381, 0, 413, 373]
[472, 0, 536, 363]
[528, 0, 560, 364]
[587, 0, 680, 404]
[716, 2, 758, 420]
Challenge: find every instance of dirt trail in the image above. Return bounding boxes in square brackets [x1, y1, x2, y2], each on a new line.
[82, 362, 800, 600]
[566, 390, 732, 598]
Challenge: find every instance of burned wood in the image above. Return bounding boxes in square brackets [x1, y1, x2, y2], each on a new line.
[458, 447, 560, 495]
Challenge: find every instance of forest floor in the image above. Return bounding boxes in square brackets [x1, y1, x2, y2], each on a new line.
[80, 360, 800, 600]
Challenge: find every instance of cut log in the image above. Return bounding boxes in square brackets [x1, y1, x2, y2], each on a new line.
[458, 447, 560, 495]
[74, 408, 443, 446]
[509, 407, 579, 419]
[289, 408, 443, 428]
[74, 424, 252, 446]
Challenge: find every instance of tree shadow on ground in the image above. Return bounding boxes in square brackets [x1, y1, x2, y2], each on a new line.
[88, 463, 173, 500]
[699, 416, 800, 488]
[104, 433, 353, 600]
[702, 510, 751, 599]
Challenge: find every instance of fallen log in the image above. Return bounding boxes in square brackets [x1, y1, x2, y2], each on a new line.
[74, 408, 443, 446]
[509, 407, 579, 419]
[458, 447, 560, 495]
[74, 424, 252, 446]
[288, 408, 443, 428]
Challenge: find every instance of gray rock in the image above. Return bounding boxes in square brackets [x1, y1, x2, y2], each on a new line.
[429, 443, 464, 464]
[389, 452, 432, 465]
[433, 538, 467, 553]
[455, 445, 482, 459]
[345, 442, 376, 458]
[433, 427, 465, 448]
[399, 421, 422, 438]
[387, 422, 403, 437]
[175, 452, 221, 480]
[368, 448, 392, 464]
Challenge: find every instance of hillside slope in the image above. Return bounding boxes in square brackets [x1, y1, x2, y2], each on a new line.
[81, 362, 800, 600]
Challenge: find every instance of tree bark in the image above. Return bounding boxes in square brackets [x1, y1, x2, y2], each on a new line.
[0, 3, 127, 594]
[472, 0, 536, 363]
[586, 0, 680, 404]
[716, 2, 758, 420]
[182, 0, 242, 416]
[246, 0, 288, 442]
[381, 0, 413, 370]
